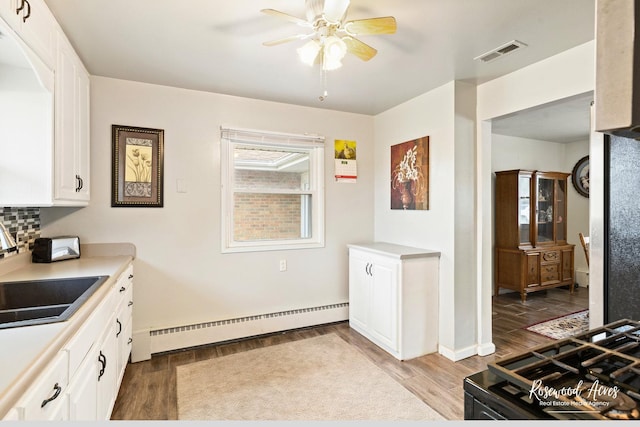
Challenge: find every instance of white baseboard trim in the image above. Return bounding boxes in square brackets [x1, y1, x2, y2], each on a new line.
[438, 344, 478, 362]
[477, 342, 496, 357]
[147, 303, 349, 355]
[131, 328, 152, 362]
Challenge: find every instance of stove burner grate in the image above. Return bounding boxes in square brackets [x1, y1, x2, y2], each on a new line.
[488, 319, 640, 420]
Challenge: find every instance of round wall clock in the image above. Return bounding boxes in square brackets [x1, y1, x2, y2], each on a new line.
[571, 155, 589, 198]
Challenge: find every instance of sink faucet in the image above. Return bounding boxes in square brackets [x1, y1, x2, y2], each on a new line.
[0, 223, 17, 251]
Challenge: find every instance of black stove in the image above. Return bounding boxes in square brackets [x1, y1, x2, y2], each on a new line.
[464, 319, 640, 420]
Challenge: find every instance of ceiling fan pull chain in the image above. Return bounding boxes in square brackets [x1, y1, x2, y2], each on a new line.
[319, 69, 328, 101]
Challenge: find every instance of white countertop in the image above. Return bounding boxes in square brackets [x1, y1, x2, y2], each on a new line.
[0, 253, 134, 418]
[348, 242, 441, 259]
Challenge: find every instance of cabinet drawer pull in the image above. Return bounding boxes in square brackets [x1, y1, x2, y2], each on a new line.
[40, 383, 61, 408]
[22, 0, 30, 21]
[128, 301, 133, 307]
[98, 351, 107, 381]
[16, 0, 25, 14]
[120, 286, 126, 292]
[75, 175, 84, 192]
[116, 319, 122, 337]
[128, 274, 134, 279]
[365, 263, 373, 276]
[127, 337, 133, 345]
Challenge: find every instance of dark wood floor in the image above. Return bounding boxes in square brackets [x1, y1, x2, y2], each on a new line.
[111, 286, 588, 421]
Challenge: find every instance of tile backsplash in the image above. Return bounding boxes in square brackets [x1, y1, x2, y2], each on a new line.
[0, 207, 40, 259]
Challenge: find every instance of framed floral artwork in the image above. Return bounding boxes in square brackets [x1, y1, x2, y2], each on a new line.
[112, 125, 164, 207]
[390, 136, 429, 210]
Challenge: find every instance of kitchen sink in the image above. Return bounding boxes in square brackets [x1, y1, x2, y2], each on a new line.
[0, 275, 109, 329]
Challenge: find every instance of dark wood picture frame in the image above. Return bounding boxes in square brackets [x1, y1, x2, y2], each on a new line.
[112, 125, 164, 207]
[571, 155, 589, 198]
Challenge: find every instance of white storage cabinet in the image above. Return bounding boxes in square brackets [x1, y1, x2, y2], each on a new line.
[114, 263, 134, 388]
[348, 243, 440, 360]
[9, 262, 134, 421]
[54, 29, 90, 203]
[0, 0, 56, 68]
[0, 0, 90, 206]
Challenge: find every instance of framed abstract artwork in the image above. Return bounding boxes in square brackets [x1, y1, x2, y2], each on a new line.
[112, 125, 164, 207]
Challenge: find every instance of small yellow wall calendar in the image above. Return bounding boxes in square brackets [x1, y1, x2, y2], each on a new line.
[334, 140, 357, 183]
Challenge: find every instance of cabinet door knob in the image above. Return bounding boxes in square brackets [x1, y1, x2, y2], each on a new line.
[40, 383, 62, 408]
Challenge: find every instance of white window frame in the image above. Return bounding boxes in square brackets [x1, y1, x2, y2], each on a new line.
[220, 126, 325, 253]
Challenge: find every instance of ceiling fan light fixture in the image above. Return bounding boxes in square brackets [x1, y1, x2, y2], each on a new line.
[324, 36, 347, 59]
[321, 35, 347, 70]
[297, 40, 321, 66]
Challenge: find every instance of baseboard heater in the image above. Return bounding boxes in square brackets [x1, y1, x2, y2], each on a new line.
[148, 302, 349, 355]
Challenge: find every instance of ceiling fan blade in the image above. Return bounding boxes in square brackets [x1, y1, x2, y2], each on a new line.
[263, 34, 310, 46]
[261, 9, 312, 27]
[344, 17, 397, 35]
[323, 0, 350, 22]
[342, 36, 377, 61]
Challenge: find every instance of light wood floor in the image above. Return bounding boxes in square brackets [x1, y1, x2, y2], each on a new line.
[111, 286, 588, 421]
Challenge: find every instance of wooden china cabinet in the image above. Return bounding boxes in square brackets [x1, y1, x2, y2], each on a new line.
[494, 170, 575, 302]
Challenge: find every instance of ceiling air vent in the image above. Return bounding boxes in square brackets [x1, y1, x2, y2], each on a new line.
[474, 40, 528, 63]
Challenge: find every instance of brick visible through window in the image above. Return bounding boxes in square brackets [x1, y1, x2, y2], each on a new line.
[220, 127, 325, 252]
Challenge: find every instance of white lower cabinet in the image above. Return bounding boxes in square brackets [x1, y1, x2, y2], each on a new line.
[114, 263, 134, 386]
[15, 351, 69, 420]
[11, 262, 134, 421]
[349, 250, 398, 351]
[67, 348, 97, 420]
[348, 243, 440, 361]
[96, 313, 118, 420]
[67, 311, 118, 421]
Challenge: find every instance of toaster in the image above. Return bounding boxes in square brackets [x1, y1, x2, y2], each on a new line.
[32, 236, 81, 263]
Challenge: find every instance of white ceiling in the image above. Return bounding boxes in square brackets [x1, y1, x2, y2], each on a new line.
[42, 0, 596, 139]
[492, 92, 594, 143]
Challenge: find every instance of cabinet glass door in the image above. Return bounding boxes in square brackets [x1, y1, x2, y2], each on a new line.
[536, 177, 554, 243]
[519, 175, 531, 244]
[556, 179, 566, 241]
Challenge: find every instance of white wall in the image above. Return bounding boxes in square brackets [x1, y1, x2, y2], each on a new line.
[41, 76, 374, 352]
[565, 140, 590, 275]
[492, 135, 566, 171]
[373, 81, 478, 360]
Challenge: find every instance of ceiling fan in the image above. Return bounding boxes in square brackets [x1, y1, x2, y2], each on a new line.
[261, 0, 397, 71]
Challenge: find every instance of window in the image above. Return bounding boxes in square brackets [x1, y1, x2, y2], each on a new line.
[220, 127, 325, 253]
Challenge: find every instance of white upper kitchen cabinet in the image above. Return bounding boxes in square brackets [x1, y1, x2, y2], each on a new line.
[0, 0, 56, 69]
[0, 0, 90, 206]
[55, 30, 90, 203]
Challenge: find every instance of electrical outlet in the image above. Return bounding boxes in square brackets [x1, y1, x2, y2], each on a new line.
[279, 259, 287, 272]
